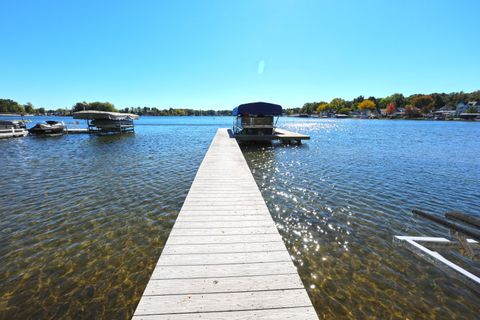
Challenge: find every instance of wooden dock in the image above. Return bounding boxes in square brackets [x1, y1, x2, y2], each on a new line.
[234, 128, 310, 143]
[133, 128, 317, 319]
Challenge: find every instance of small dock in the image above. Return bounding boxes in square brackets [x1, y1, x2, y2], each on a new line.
[0, 129, 28, 139]
[234, 128, 310, 143]
[133, 128, 317, 319]
[65, 128, 89, 134]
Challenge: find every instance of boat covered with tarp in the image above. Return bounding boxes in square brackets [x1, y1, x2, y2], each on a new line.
[232, 102, 282, 135]
[73, 111, 139, 133]
[28, 121, 65, 135]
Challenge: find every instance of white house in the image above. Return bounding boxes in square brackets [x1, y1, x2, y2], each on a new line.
[456, 101, 480, 115]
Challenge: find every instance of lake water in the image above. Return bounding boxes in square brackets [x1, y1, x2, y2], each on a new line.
[0, 116, 479, 319]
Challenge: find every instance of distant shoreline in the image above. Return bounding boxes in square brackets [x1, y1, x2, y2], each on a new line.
[0, 113, 35, 117]
[1, 113, 479, 122]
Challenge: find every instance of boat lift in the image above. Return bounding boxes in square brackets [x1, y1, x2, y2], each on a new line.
[232, 102, 310, 144]
[73, 110, 139, 134]
[394, 209, 480, 294]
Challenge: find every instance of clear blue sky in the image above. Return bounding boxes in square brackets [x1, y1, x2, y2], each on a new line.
[1, 0, 479, 109]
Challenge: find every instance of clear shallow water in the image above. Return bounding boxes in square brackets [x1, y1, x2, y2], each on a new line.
[242, 119, 480, 319]
[0, 116, 479, 319]
[0, 116, 229, 319]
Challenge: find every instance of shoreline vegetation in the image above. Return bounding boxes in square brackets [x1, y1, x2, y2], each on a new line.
[1, 90, 479, 120]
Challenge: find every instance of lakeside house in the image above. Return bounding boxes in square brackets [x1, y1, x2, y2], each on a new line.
[380, 107, 405, 118]
[456, 101, 480, 115]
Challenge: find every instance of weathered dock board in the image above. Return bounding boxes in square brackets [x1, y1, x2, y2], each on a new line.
[234, 128, 310, 143]
[133, 128, 317, 319]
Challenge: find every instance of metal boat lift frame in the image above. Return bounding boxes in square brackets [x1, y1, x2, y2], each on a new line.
[394, 236, 480, 294]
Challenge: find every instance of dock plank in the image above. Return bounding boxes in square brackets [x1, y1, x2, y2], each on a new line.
[166, 234, 283, 245]
[134, 289, 313, 315]
[132, 307, 317, 320]
[151, 262, 299, 279]
[133, 129, 317, 319]
[161, 241, 285, 255]
[175, 215, 271, 222]
[179, 209, 268, 216]
[169, 226, 279, 236]
[142, 274, 304, 295]
[179, 205, 270, 211]
[157, 250, 291, 266]
[172, 220, 274, 229]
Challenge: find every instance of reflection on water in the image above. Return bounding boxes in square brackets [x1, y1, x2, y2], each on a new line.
[0, 116, 479, 319]
[242, 119, 480, 319]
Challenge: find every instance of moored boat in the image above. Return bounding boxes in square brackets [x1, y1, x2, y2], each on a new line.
[0, 120, 28, 139]
[73, 110, 139, 133]
[232, 102, 310, 143]
[233, 102, 281, 135]
[28, 121, 65, 136]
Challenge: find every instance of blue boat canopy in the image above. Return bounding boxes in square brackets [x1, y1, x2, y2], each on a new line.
[232, 102, 282, 116]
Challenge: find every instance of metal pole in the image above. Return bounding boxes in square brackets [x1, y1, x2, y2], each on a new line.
[445, 211, 480, 229]
[412, 209, 480, 241]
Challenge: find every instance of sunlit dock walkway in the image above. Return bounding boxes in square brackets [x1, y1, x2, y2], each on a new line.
[133, 128, 317, 319]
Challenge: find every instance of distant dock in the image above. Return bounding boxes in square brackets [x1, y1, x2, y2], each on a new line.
[133, 128, 317, 319]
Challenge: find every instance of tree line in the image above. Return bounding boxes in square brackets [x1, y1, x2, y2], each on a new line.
[119, 106, 231, 116]
[2, 90, 479, 117]
[0, 99, 232, 116]
[72, 102, 232, 116]
[287, 90, 480, 117]
[0, 99, 45, 115]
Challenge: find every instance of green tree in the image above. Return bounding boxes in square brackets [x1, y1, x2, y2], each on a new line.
[468, 90, 480, 101]
[0, 99, 25, 114]
[329, 98, 347, 112]
[379, 93, 405, 110]
[72, 102, 89, 112]
[88, 101, 116, 112]
[367, 96, 378, 107]
[445, 91, 468, 107]
[316, 103, 330, 113]
[24, 102, 35, 114]
[338, 107, 351, 114]
[465, 106, 478, 113]
[300, 102, 318, 114]
[352, 95, 364, 104]
[431, 93, 446, 110]
[73, 101, 117, 112]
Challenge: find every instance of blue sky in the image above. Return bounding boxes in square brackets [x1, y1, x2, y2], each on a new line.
[1, 0, 479, 109]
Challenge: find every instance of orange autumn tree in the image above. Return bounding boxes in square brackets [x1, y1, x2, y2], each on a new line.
[410, 95, 434, 114]
[357, 99, 376, 112]
[404, 105, 421, 118]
